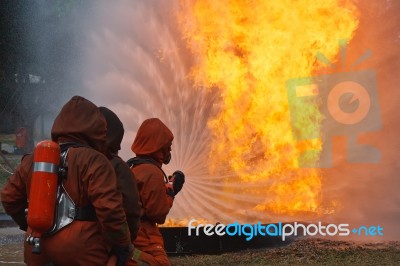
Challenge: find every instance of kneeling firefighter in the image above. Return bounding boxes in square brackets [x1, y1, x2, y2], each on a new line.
[99, 106, 141, 266]
[1, 96, 132, 266]
[127, 118, 185, 266]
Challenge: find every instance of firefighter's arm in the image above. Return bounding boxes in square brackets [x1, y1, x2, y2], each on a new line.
[0, 155, 30, 231]
[111, 156, 141, 241]
[141, 171, 173, 224]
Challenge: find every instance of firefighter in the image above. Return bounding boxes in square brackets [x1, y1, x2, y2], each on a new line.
[99, 106, 141, 242]
[1, 96, 132, 266]
[127, 118, 185, 266]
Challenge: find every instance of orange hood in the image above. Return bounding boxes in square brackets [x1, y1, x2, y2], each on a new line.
[131, 118, 173, 157]
[51, 96, 107, 153]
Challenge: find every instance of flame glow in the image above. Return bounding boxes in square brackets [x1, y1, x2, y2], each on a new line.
[178, 1, 359, 216]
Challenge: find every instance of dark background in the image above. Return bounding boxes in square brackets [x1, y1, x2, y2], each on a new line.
[0, 0, 83, 138]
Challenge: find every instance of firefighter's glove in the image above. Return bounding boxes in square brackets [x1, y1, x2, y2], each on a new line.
[165, 182, 175, 199]
[111, 244, 133, 266]
[168, 170, 185, 196]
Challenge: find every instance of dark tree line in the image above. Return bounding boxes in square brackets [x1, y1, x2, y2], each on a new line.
[0, 0, 83, 134]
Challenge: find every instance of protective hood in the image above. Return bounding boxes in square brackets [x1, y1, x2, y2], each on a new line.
[99, 106, 124, 154]
[51, 96, 107, 153]
[131, 118, 173, 156]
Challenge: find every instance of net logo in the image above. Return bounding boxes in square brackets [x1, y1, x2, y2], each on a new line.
[286, 40, 381, 168]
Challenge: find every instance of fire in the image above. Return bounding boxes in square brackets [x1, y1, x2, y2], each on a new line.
[178, 1, 359, 216]
[161, 218, 211, 227]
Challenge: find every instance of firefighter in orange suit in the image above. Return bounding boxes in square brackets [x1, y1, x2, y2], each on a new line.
[1, 96, 132, 266]
[127, 118, 185, 266]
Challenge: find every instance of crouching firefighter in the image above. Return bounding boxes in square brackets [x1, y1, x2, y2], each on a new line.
[1, 96, 133, 266]
[126, 118, 185, 266]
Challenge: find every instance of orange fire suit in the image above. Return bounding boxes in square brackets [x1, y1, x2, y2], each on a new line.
[1, 96, 131, 265]
[128, 118, 174, 266]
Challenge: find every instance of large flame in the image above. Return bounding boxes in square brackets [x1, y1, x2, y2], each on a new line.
[178, 1, 359, 216]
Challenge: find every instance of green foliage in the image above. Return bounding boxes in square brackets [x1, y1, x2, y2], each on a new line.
[0, 171, 9, 212]
[0, 0, 84, 133]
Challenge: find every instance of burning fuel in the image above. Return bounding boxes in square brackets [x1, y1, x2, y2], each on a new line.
[177, 0, 359, 217]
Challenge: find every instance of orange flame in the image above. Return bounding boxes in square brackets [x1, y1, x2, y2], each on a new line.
[178, 1, 359, 217]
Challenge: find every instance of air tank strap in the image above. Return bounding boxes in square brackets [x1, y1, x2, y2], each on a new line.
[74, 205, 97, 221]
[127, 157, 169, 183]
[58, 142, 97, 222]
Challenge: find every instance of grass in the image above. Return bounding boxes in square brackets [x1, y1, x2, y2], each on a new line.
[0, 154, 22, 212]
[169, 238, 400, 265]
[0, 163, 12, 213]
[1, 134, 23, 213]
[0, 134, 16, 146]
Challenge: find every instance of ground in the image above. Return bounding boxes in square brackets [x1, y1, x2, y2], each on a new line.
[169, 238, 400, 265]
[0, 235, 399, 265]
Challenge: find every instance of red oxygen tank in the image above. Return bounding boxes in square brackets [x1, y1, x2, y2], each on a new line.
[27, 140, 60, 233]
